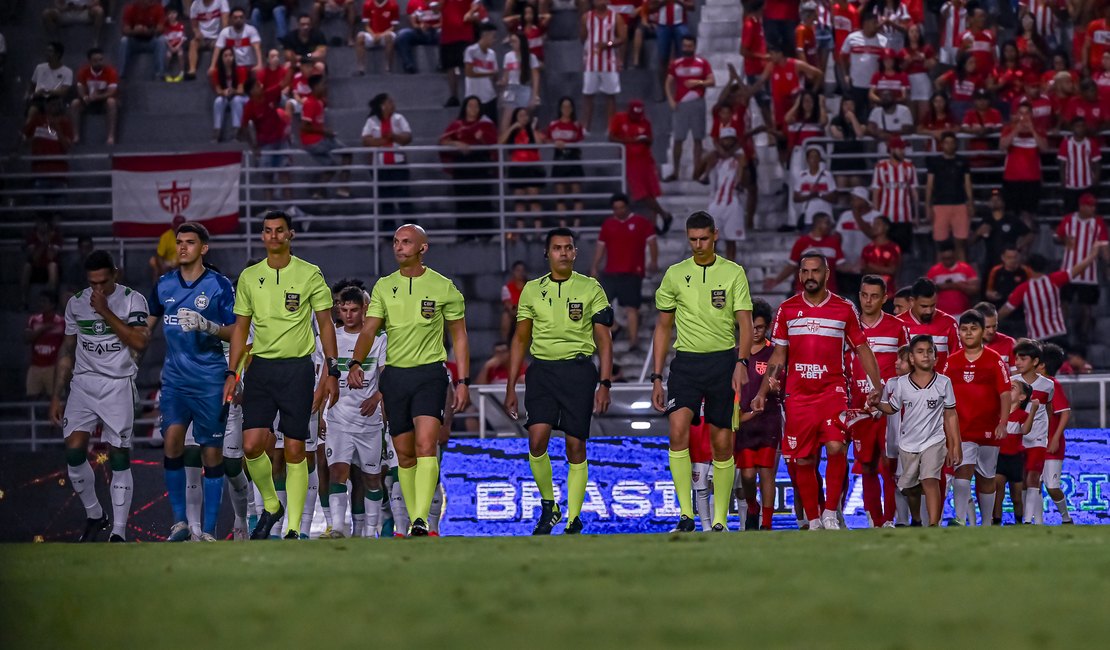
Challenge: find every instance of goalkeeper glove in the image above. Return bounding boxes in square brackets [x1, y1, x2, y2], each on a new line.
[177, 308, 221, 336]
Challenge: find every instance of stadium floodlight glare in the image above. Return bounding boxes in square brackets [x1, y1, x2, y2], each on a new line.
[630, 401, 652, 409]
[630, 421, 651, 430]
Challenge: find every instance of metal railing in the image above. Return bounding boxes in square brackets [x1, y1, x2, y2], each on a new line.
[7, 374, 1106, 449]
[0, 142, 626, 273]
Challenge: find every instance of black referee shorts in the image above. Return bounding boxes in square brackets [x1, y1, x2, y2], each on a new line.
[381, 363, 449, 436]
[601, 273, 644, 309]
[524, 356, 599, 440]
[665, 350, 735, 429]
[242, 356, 315, 441]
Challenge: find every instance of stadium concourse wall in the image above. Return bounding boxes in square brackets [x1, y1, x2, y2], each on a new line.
[3, 429, 1109, 542]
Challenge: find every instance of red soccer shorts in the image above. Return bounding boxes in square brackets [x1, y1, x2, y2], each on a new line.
[1024, 447, 1046, 474]
[782, 395, 846, 461]
[851, 416, 886, 465]
[736, 446, 777, 469]
[690, 422, 713, 464]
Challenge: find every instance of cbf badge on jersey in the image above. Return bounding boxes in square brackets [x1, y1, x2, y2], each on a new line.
[568, 302, 583, 321]
[285, 292, 300, 311]
[421, 300, 436, 319]
[711, 289, 726, 309]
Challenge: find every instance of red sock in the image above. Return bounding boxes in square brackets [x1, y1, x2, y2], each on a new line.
[880, 461, 897, 519]
[795, 464, 821, 521]
[745, 496, 758, 513]
[824, 452, 847, 512]
[761, 505, 774, 529]
[814, 462, 825, 509]
[862, 472, 883, 526]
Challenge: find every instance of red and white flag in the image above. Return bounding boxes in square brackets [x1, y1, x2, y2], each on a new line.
[112, 151, 241, 237]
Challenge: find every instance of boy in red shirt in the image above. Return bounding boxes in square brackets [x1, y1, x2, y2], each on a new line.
[1038, 343, 1073, 524]
[300, 75, 351, 199]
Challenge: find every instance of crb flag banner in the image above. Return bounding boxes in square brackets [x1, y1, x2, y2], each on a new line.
[112, 151, 241, 237]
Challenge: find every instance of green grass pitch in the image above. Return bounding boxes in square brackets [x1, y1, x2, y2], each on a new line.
[3, 527, 1109, 648]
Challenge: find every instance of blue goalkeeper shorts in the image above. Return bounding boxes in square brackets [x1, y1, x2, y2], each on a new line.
[161, 383, 226, 448]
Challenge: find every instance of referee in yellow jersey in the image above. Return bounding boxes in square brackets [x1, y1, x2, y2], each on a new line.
[652, 211, 754, 533]
[347, 224, 470, 537]
[504, 228, 613, 536]
[224, 210, 340, 540]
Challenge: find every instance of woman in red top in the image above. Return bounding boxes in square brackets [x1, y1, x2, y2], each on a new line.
[1041, 51, 1077, 93]
[990, 41, 1027, 110]
[500, 107, 545, 232]
[868, 48, 910, 106]
[1048, 70, 1077, 130]
[784, 90, 826, 156]
[935, 51, 984, 120]
[544, 96, 585, 223]
[209, 47, 250, 142]
[904, 24, 936, 121]
[1016, 12, 1048, 65]
[258, 48, 290, 96]
[917, 91, 958, 145]
[1000, 102, 1048, 225]
[440, 95, 500, 235]
[516, 4, 550, 61]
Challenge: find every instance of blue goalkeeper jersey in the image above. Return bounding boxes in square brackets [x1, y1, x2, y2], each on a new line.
[151, 268, 236, 391]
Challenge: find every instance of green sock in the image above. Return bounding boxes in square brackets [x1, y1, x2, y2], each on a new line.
[414, 456, 440, 522]
[668, 448, 694, 518]
[245, 453, 279, 513]
[528, 452, 555, 501]
[566, 460, 588, 520]
[398, 465, 417, 522]
[712, 458, 736, 527]
[285, 459, 308, 535]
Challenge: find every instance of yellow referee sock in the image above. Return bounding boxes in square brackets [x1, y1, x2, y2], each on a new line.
[245, 453, 279, 514]
[668, 448, 694, 518]
[712, 458, 736, 527]
[284, 459, 308, 535]
[566, 461, 588, 520]
[529, 452, 555, 501]
[414, 456, 440, 522]
[398, 464, 417, 522]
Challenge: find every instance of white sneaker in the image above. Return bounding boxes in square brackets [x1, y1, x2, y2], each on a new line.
[837, 510, 848, 529]
[881, 521, 896, 529]
[808, 518, 824, 531]
[821, 511, 841, 530]
[232, 527, 248, 541]
[197, 532, 217, 542]
[167, 521, 190, 542]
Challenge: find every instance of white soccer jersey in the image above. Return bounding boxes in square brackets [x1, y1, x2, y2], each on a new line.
[190, 0, 229, 40]
[65, 285, 148, 378]
[883, 372, 955, 453]
[328, 328, 387, 430]
[1012, 373, 1054, 448]
[709, 155, 742, 209]
[215, 24, 261, 67]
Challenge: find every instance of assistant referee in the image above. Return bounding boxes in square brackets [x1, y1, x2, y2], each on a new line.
[651, 211, 754, 532]
[224, 210, 340, 540]
[347, 224, 470, 537]
[504, 228, 613, 536]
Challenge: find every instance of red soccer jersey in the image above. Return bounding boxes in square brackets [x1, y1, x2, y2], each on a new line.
[942, 347, 1011, 444]
[870, 70, 910, 100]
[1005, 272, 1069, 340]
[871, 159, 918, 224]
[860, 240, 901, 292]
[741, 15, 767, 76]
[831, 2, 859, 53]
[926, 261, 978, 315]
[608, 112, 652, 159]
[1086, 18, 1110, 71]
[771, 292, 866, 400]
[77, 64, 119, 96]
[363, 0, 400, 33]
[258, 64, 288, 95]
[544, 118, 584, 144]
[300, 95, 326, 147]
[598, 214, 656, 276]
[961, 27, 996, 73]
[903, 44, 935, 75]
[897, 309, 961, 368]
[937, 69, 985, 101]
[987, 331, 1016, 370]
[1001, 407, 1029, 454]
[789, 233, 844, 293]
[242, 95, 286, 145]
[669, 55, 712, 102]
[1015, 94, 1054, 132]
[1095, 71, 1110, 115]
[1056, 213, 1109, 285]
[1001, 124, 1044, 182]
[440, 0, 476, 44]
[796, 23, 818, 66]
[521, 22, 546, 60]
[861, 311, 910, 382]
[26, 312, 65, 367]
[1062, 96, 1105, 130]
[768, 58, 802, 127]
[291, 72, 311, 101]
[1047, 376, 1070, 460]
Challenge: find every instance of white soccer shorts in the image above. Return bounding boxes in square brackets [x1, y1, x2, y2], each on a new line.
[358, 31, 393, 48]
[582, 71, 620, 96]
[63, 375, 135, 449]
[325, 424, 384, 474]
[959, 442, 999, 477]
[184, 404, 242, 458]
[1043, 459, 1063, 490]
[274, 412, 320, 453]
[711, 200, 746, 242]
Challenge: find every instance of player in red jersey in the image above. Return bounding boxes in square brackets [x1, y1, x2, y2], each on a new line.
[897, 277, 960, 368]
[940, 310, 1011, 526]
[751, 252, 882, 530]
[847, 275, 907, 527]
[974, 301, 1016, 372]
[1038, 343, 1073, 524]
[736, 299, 782, 531]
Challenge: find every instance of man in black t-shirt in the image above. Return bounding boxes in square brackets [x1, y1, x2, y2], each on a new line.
[925, 131, 974, 262]
[971, 190, 1034, 282]
[282, 13, 327, 64]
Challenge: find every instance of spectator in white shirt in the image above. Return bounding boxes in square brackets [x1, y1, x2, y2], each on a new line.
[867, 89, 914, 151]
[212, 7, 263, 74]
[187, 0, 229, 80]
[361, 92, 414, 224]
[27, 42, 73, 119]
[792, 146, 838, 230]
[838, 11, 887, 119]
[464, 23, 499, 121]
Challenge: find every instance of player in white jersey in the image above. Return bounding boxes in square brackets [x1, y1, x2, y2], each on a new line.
[322, 287, 388, 538]
[695, 127, 748, 260]
[50, 250, 150, 542]
[877, 334, 962, 527]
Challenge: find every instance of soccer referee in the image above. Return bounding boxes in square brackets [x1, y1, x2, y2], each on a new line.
[347, 224, 470, 537]
[224, 210, 340, 540]
[652, 211, 754, 532]
[504, 228, 613, 535]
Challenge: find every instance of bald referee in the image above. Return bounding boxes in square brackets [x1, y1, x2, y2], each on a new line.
[504, 228, 613, 535]
[347, 224, 470, 537]
[652, 212, 753, 532]
[224, 210, 340, 540]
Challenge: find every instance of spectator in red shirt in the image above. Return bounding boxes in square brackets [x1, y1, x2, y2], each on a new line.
[961, 89, 1002, 169]
[917, 92, 958, 143]
[440, 95, 498, 235]
[1062, 79, 1106, 131]
[500, 260, 528, 341]
[867, 48, 909, 107]
[609, 99, 672, 232]
[663, 35, 714, 182]
[765, 211, 846, 293]
[1082, 4, 1110, 74]
[755, 43, 823, 132]
[860, 215, 903, 293]
[24, 290, 65, 398]
[934, 51, 985, 120]
[119, 0, 167, 80]
[21, 216, 62, 309]
[926, 242, 979, 315]
[1015, 74, 1054, 133]
[300, 75, 352, 199]
[440, 0, 486, 107]
[741, 1, 768, 84]
[209, 46, 250, 142]
[590, 193, 659, 350]
[762, 0, 800, 54]
[69, 47, 118, 146]
[396, 0, 442, 74]
[545, 96, 586, 220]
[356, 0, 400, 74]
[240, 76, 292, 204]
[1000, 102, 1048, 227]
[959, 6, 996, 74]
[1057, 117, 1102, 213]
[500, 107, 545, 230]
[22, 95, 74, 185]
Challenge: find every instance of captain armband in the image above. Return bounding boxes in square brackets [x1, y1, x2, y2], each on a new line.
[592, 306, 615, 327]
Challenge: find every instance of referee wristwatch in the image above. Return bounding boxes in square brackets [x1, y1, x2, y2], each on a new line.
[649, 373, 663, 383]
[455, 377, 472, 387]
[599, 379, 612, 388]
[737, 357, 749, 367]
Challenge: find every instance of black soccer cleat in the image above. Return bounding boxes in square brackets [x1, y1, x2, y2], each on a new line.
[283, 530, 299, 540]
[712, 523, 727, 532]
[409, 518, 430, 537]
[78, 514, 110, 543]
[745, 513, 760, 531]
[108, 534, 126, 543]
[564, 516, 583, 535]
[532, 500, 562, 535]
[250, 502, 285, 540]
[671, 515, 697, 533]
